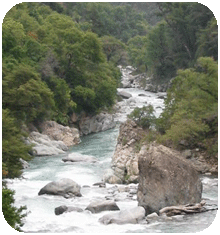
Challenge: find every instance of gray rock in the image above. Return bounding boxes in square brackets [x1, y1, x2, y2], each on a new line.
[62, 153, 97, 163]
[146, 212, 159, 220]
[28, 131, 67, 156]
[85, 200, 120, 213]
[19, 158, 29, 169]
[38, 178, 82, 198]
[117, 91, 132, 99]
[79, 112, 116, 135]
[99, 206, 145, 225]
[55, 205, 83, 215]
[40, 121, 80, 146]
[137, 143, 202, 215]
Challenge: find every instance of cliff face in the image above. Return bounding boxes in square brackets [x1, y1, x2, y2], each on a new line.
[103, 120, 145, 184]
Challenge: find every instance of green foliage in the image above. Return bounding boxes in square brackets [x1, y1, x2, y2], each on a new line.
[157, 57, 218, 147]
[127, 35, 148, 71]
[3, 64, 55, 123]
[127, 3, 217, 80]
[128, 105, 156, 129]
[101, 35, 126, 65]
[2, 109, 32, 178]
[2, 185, 27, 231]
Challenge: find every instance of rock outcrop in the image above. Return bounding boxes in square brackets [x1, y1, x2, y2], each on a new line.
[78, 112, 116, 136]
[27, 131, 68, 156]
[137, 143, 202, 215]
[85, 200, 120, 213]
[103, 120, 143, 184]
[38, 178, 82, 198]
[99, 206, 145, 225]
[40, 121, 80, 146]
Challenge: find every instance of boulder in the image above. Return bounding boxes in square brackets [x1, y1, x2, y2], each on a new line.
[62, 153, 97, 163]
[85, 200, 120, 213]
[103, 120, 143, 184]
[40, 121, 80, 146]
[79, 112, 116, 135]
[117, 90, 132, 99]
[28, 131, 68, 156]
[99, 206, 145, 225]
[38, 178, 82, 198]
[55, 205, 83, 215]
[137, 143, 202, 215]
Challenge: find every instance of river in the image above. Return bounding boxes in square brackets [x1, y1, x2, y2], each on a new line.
[6, 69, 218, 233]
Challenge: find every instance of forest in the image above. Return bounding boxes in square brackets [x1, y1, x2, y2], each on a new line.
[2, 2, 217, 230]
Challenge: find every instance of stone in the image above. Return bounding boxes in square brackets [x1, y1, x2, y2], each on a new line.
[117, 91, 132, 99]
[182, 149, 192, 159]
[38, 178, 82, 198]
[62, 153, 97, 163]
[79, 112, 116, 135]
[55, 205, 83, 215]
[19, 158, 29, 169]
[85, 200, 120, 213]
[146, 212, 159, 220]
[99, 206, 145, 225]
[28, 131, 67, 156]
[40, 121, 80, 146]
[137, 143, 202, 215]
[103, 120, 143, 184]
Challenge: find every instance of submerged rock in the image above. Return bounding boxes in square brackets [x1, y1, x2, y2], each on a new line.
[85, 200, 120, 213]
[99, 206, 145, 225]
[38, 178, 82, 198]
[137, 143, 202, 215]
[62, 153, 97, 163]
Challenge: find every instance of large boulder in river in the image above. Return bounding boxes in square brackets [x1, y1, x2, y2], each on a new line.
[99, 206, 145, 225]
[62, 153, 97, 163]
[137, 143, 202, 215]
[38, 178, 82, 198]
[40, 121, 80, 146]
[117, 90, 132, 99]
[85, 200, 120, 213]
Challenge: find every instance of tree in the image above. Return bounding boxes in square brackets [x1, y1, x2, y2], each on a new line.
[128, 105, 156, 129]
[2, 109, 32, 178]
[2, 64, 55, 123]
[2, 186, 27, 231]
[145, 21, 176, 79]
[158, 57, 217, 148]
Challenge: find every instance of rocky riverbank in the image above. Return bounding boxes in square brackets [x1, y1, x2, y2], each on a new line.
[104, 119, 218, 185]
[26, 111, 116, 157]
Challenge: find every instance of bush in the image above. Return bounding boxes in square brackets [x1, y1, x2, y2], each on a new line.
[128, 105, 156, 129]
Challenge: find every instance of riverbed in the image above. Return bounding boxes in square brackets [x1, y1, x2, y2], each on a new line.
[6, 69, 218, 232]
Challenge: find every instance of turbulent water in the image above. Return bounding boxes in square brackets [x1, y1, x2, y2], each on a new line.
[6, 73, 218, 233]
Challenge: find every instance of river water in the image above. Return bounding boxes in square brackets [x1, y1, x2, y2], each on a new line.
[6, 73, 218, 233]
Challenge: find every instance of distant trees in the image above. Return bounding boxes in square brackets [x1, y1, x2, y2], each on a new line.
[127, 2, 217, 80]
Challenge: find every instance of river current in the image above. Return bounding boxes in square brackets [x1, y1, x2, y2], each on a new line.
[6, 85, 218, 233]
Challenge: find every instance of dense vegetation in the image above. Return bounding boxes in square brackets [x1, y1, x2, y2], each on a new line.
[2, 2, 217, 230]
